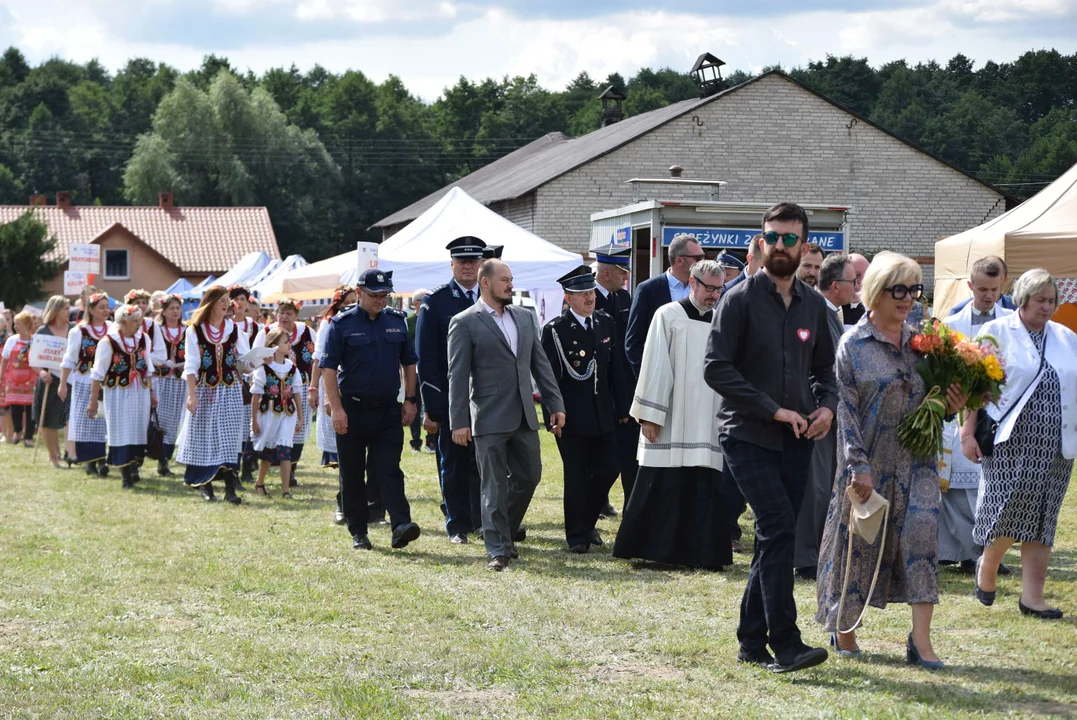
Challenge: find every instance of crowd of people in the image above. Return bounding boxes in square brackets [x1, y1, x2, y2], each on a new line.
[1, 201, 1073, 674]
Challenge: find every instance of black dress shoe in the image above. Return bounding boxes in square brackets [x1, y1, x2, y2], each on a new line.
[352, 534, 372, 550]
[975, 556, 995, 606]
[157, 459, 173, 477]
[201, 484, 217, 502]
[997, 563, 1012, 576]
[487, 555, 510, 572]
[569, 544, 589, 554]
[598, 503, 618, 519]
[450, 533, 468, 544]
[391, 522, 421, 549]
[590, 529, 604, 546]
[770, 643, 828, 674]
[794, 567, 817, 581]
[1018, 598, 1064, 619]
[514, 527, 527, 542]
[334, 510, 346, 525]
[737, 647, 775, 666]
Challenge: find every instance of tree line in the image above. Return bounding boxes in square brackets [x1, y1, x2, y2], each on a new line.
[0, 47, 1074, 262]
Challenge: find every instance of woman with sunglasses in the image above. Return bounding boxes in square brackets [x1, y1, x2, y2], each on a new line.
[816, 252, 967, 669]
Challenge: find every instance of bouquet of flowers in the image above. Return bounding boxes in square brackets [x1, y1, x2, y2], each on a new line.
[898, 319, 1007, 460]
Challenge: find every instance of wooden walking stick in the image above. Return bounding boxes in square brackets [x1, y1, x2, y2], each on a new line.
[32, 388, 48, 463]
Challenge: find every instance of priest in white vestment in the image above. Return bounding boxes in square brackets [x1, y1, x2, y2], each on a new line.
[940, 258, 1014, 570]
[612, 260, 731, 570]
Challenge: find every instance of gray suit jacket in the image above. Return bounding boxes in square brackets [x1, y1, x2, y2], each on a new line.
[447, 303, 565, 436]
[826, 303, 844, 354]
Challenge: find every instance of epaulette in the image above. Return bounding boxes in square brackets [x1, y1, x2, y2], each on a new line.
[594, 309, 613, 321]
[333, 305, 359, 321]
[428, 283, 451, 296]
[385, 307, 407, 318]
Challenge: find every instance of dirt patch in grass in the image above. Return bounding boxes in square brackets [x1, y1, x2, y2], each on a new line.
[590, 662, 684, 681]
[1000, 702, 1076, 717]
[404, 688, 516, 712]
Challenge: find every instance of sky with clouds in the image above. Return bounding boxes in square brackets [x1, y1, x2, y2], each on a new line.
[2, 0, 1075, 100]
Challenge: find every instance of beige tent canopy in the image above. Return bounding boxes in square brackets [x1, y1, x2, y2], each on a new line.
[934, 161, 1077, 317]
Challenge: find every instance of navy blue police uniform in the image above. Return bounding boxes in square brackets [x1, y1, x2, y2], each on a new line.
[415, 236, 487, 540]
[593, 251, 640, 513]
[322, 269, 421, 549]
[541, 265, 630, 551]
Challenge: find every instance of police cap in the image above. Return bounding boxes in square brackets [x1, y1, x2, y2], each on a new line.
[557, 265, 598, 293]
[716, 252, 745, 271]
[357, 268, 394, 293]
[482, 245, 504, 259]
[446, 236, 487, 259]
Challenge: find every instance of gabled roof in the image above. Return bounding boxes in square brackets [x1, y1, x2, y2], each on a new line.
[373, 71, 1010, 229]
[0, 204, 280, 274]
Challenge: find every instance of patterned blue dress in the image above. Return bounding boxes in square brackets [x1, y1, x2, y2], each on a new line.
[816, 316, 940, 632]
[976, 330, 1073, 547]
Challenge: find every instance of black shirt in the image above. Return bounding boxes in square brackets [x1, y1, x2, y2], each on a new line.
[704, 271, 838, 451]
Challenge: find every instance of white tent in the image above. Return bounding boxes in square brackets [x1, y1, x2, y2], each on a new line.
[250, 254, 309, 301]
[184, 251, 273, 300]
[266, 251, 357, 302]
[935, 160, 1077, 317]
[378, 187, 582, 295]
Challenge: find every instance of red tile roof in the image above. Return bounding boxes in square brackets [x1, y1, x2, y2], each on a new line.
[0, 205, 281, 274]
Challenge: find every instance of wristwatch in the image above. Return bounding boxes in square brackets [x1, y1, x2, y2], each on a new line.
[404, 395, 418, 403]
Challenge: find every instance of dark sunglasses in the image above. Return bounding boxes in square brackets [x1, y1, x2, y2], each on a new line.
[763, 231, 800, 248]
[883, 284, 924, 300]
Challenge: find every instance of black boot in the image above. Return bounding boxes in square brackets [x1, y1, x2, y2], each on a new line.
[240, 455, 253, 487]
[130, 463, 142, 485]
[86, 460, 98, 477]
[121, 465, 135, 490]
[223, 471, 243, 505]
[97, 462, 109, 478]
[157, 458, 173, 477]
[201, 483, 217, 501]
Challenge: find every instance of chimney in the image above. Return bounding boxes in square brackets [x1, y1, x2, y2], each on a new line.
[669, 165, 684, 178]
[159, 192, 175, 209]
[29, 195, 47, 207]
[690, 52, 728, 99]
[598, 85, 626, 128]
[56, 191, 72, 209]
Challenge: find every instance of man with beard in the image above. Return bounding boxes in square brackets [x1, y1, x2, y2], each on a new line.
[796, 243, 824, 289]
[541, 265, 629, 552]
[704, 202, 838, 673]
[613, 260, 731, 570]
[448, 259, 565, 571]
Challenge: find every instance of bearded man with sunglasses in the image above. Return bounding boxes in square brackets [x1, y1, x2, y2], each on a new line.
[704, 202, 839, 674]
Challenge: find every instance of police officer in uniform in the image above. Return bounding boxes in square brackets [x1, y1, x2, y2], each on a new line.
[322, 268, 422, 551]
[541, 265, 630, 553]
[416, 236, 486, 544]
[593, 250, 637, 516]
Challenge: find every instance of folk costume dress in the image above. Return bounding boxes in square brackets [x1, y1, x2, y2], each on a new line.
[61, 323, 110, 463]
[612, 298, 731, 570]
[91, 329, 154, 468]
[1, 334, 36, 439]
[249, 359, 304, 462]
[313, 318, 338, 467]
[152, 322, 187, 459]
[176, 319, 252, 487]
[256, 322, 317, 463]
[235, 317, 261, 468]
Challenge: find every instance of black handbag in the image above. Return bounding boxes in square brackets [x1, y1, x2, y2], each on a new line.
[974, 332, 1047, 458]
[146, 408, 166, 460]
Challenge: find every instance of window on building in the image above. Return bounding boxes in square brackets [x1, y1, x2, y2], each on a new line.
[103, 249, 129, 280]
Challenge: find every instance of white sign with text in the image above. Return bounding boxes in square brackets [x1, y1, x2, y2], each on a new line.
[68, 243, 101, 273]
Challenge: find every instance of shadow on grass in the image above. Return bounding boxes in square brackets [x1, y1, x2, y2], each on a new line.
[795, 658, 1077, 714]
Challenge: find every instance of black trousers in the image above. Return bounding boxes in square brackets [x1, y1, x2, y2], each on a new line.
[336, 447, 385, 513]
[10, 405, 34, 440]
[720, 433, 814, 654]
[556, 432, 619, 546]
[337, 396, 410, 537]
[724, 474, 747, 543]
[611, 419, 640, 509]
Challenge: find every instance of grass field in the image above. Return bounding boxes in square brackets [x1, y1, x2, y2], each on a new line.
[1, 427, 1076, 719]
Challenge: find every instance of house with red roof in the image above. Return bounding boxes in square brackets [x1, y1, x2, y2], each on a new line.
[0, 192, 281, 299]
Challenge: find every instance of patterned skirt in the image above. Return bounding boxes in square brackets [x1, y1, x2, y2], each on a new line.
[103, 383, 151, 467]
[155, 375, 186, 447]
[977, 364, 1073, 547]
[68, 381, 107, 463]
[176, 382, 245, 486]
[294, 381, 311, 445]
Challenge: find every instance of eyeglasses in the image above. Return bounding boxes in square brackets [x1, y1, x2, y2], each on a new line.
[695, 280, 723, 294]
[763, 231, 801, 248]
[834, 279, 856, 285]
[883, 284, 924, 300]
[680, 253, 706, 262]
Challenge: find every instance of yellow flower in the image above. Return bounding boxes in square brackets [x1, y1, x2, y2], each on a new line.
[983, 354, 1004, 381]
[951, 330, 968, 343]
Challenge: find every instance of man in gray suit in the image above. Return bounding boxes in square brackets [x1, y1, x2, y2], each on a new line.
[447, 257, 566, 571]
[793, 253, 856, 579]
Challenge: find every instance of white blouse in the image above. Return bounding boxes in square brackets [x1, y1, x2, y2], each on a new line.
[90, 329, 156, 383]
[181, 320, 253, 379]
[249, 358, 304, 397]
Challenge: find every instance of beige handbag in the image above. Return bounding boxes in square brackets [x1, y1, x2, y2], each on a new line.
[835, 486, 890, 634]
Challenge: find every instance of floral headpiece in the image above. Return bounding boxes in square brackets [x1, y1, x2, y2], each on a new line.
[332, 285, 356, 303]
[88, 292, 110, 307]
[228, 284, 251, 301]
[277, 298, 302, 313]
[124, 289, 151, 303]
[161, 293, 183, 308]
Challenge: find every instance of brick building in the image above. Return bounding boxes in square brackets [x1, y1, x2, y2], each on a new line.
[374, 71, 1011, 291]
[0, 192, 281, 299]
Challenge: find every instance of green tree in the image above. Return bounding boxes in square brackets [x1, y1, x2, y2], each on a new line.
[790, 55, 881, 116]
[0, 211, 61, 308]
[123, 71, 342, 257]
